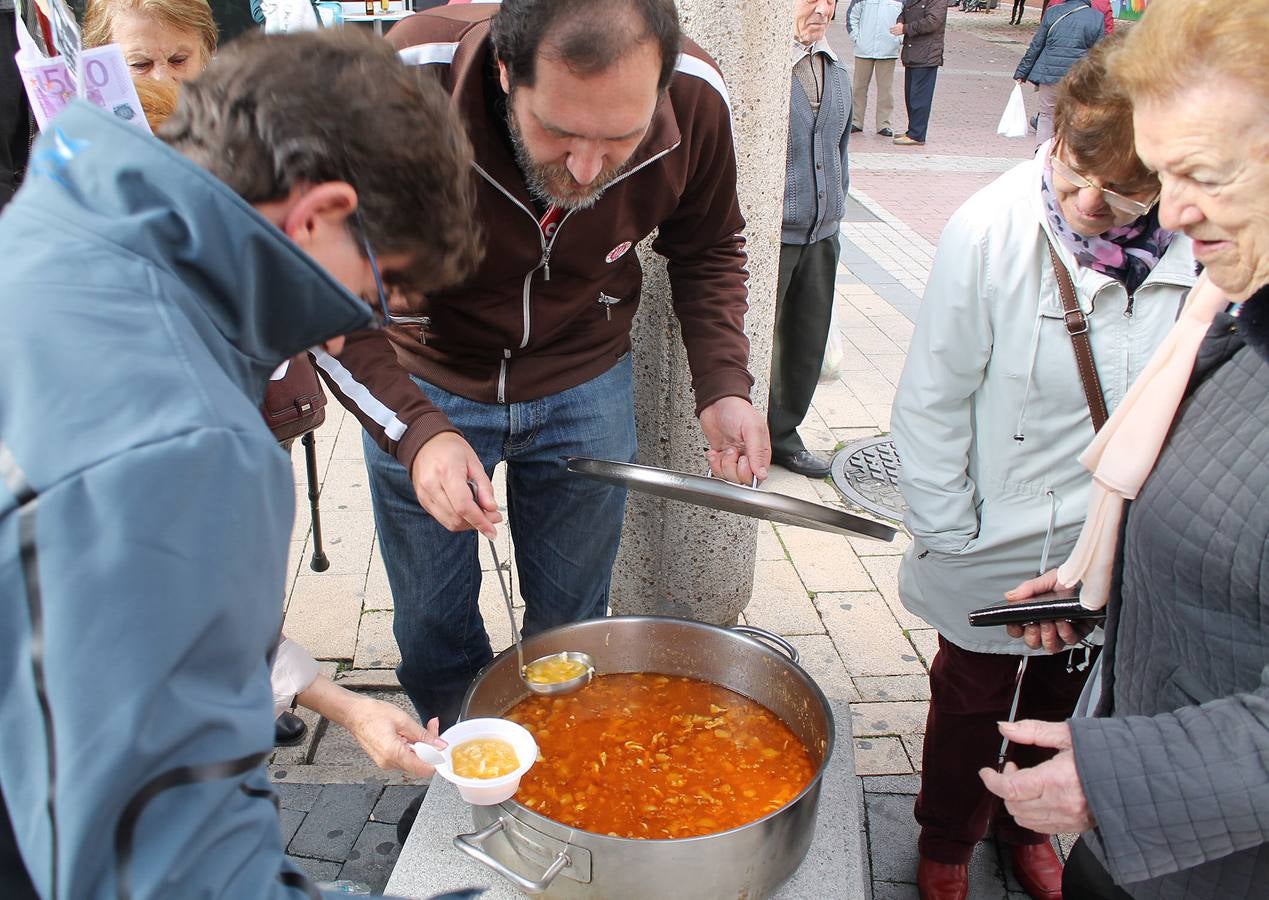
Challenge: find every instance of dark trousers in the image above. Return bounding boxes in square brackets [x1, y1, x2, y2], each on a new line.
[902, 65, 939, 143]
[1, 11, 32, 209]
[1011, 0, 1026, 21]
[916, 635, 1098, 864]
[1064, 838, 1133, 899]
[767, 234, 839, 458]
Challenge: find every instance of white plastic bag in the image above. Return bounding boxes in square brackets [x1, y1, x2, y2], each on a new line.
[819, 306, 844, 383]
[997, 84, 1029, 139]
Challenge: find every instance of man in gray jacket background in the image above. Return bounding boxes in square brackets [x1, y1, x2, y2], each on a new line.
[769, 0, 852, 478]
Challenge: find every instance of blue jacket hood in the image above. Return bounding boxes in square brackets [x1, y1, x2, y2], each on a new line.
[6, 102, 374, 392]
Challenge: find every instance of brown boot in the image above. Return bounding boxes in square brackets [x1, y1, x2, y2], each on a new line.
[917, 858, 968, 900]
[1009, 842, 1064, 900]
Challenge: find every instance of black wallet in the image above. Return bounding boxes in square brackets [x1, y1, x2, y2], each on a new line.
[968, 588, 1106, 627]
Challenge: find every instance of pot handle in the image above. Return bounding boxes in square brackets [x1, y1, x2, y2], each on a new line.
[453, 818, 570, 895]
[732, 625, 800, 664]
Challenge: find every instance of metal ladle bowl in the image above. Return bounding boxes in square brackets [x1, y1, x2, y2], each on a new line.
[485, 537, 594, 696]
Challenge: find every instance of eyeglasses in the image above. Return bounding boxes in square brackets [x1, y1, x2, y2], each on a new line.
[352, 209, 392, 328]
[1049, 152, 1161, 218]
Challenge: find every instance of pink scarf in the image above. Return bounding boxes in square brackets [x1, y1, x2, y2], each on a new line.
[1057, 274, 1231, 609]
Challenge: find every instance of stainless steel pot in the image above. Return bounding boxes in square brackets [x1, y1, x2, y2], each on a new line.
[455, 616, 835, 899]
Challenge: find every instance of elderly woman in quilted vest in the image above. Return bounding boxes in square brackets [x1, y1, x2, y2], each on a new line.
[981, 1, 1269, 898]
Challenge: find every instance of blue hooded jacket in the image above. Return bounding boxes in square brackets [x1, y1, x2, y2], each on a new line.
[0, 103, 374, 898]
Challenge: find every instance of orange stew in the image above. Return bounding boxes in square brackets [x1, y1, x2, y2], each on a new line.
[504, 673, 815, 839]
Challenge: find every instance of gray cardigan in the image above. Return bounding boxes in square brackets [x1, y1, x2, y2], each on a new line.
[781, 49, 852, 246]
[1069, 288, 1269, 897]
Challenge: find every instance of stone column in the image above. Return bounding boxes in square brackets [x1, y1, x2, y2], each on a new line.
[611, 0, 791, 624]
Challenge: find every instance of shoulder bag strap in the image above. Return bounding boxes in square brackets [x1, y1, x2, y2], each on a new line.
[1047, 240, 1109, 432]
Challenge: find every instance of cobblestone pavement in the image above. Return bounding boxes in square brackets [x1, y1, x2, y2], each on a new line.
[272, 10, 1071, 897]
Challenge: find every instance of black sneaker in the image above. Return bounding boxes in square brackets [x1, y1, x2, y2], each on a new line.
[850, 124, 863, 133]
[878, 127, 895, 137]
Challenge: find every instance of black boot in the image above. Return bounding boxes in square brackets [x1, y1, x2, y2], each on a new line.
[274, 711, 307, 747]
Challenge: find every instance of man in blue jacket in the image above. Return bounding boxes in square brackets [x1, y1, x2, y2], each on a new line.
[0, 28, 479, 898]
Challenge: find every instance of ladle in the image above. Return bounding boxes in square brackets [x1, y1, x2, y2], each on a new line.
[484, 535, 594, 696]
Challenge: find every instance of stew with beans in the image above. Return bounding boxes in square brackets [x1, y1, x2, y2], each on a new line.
[504, 673, 815, 839]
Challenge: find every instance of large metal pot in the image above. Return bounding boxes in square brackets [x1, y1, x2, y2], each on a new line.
[455, 616, 835, 899]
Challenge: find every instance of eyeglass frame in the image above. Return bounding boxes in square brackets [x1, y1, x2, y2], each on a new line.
[351, 208, 392, 328]
[1048, 145, 1161, 218]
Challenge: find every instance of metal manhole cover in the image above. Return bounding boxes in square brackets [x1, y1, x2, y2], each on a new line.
[830, 437, 906, 523]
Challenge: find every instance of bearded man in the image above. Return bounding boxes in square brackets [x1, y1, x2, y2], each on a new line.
[323, 0, 769, 761]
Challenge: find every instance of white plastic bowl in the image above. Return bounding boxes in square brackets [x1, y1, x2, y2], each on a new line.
[416, 718, 538, 806]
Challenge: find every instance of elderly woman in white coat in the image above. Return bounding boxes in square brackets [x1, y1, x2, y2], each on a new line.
[890, 40, 1195, 900]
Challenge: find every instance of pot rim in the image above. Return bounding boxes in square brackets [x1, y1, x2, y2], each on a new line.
[460, 615, 837, 844]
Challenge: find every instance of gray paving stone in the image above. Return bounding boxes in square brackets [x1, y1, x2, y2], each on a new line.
[334, 669, 402, 691]
[287, 783, 382, 862]
[815, 591, 926, 676]
[276, 782, 322, 812]
[853, 674, 931, 702]
[283, 574, 365, 661]
[902, 733, 925, 773]
[779, 526, 875, 594]
[371, 784, 428, 825]
[279, 807, 305, 848]
[860, 555, 930, 632]
[787, 634, 862, 703]
[746, 559, 825, 636]
[339, 822, 401, 894]
[872, 881, 920, 900]
[286, 854, 342, 883]
[850, 701, 928, 737]
[862, 775, 921, 795]
[354, 610, 400, 669]
[854, 736, 912, 776]
[865, 792, 920, 882]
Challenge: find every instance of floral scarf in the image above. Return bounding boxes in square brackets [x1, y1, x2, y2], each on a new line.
[1041, 160, 1175, 294]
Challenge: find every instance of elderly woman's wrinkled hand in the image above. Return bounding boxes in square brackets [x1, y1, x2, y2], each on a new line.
[1004, 570, 1094, 652]
[979, 720, 1095, 834]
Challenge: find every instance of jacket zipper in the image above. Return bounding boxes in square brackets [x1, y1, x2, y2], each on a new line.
[387, 314, 431, 345]
[472, 142, 682, 394]
[497, 348, 512, 403]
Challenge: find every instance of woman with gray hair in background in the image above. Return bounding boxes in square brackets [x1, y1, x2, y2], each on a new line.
[981, 1, 1269, 896]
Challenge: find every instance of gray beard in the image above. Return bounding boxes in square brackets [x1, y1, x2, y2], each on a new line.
[505, 100, 628, 211]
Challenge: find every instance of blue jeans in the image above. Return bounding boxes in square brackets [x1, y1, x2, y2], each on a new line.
[363, 355, 636, 726]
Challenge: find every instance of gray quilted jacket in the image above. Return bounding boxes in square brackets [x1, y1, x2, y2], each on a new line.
[1014, 0, 1104, 86]
[1068, 284, 1269, 898]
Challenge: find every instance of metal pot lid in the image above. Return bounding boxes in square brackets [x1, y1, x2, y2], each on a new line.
[565, 457, 897, 541]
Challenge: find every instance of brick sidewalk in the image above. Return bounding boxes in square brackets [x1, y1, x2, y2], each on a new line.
[272, 12, 1061, 896]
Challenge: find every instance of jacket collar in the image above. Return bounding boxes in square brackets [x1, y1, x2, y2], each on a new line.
[790, 37, 839, 66]
[23, 103, 374, 394]
[447, 22, 683, 211]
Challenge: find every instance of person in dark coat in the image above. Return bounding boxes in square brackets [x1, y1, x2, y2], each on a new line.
[982, 1, 1269, 897]
[1014, 0, 1104, 146]
[892, 0, 947, 146]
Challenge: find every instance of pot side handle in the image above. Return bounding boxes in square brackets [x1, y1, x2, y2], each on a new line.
[453, 818, 570, 895]
[731, 625, 800, 664]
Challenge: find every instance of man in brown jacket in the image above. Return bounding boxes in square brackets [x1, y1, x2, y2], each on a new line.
[319, 0, 770, 738]
[891, 0, 948, 145]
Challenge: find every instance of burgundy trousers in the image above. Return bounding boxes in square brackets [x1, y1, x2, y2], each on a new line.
[916, 635, 1098, 864]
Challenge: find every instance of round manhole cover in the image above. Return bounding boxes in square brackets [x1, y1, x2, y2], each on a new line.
[830, 437, 906, 523]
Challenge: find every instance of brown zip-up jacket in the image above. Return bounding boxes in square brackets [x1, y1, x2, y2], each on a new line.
[318, 5, 754, 471]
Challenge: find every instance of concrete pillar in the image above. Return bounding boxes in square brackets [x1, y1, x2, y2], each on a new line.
[611, 0, 791, 624]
